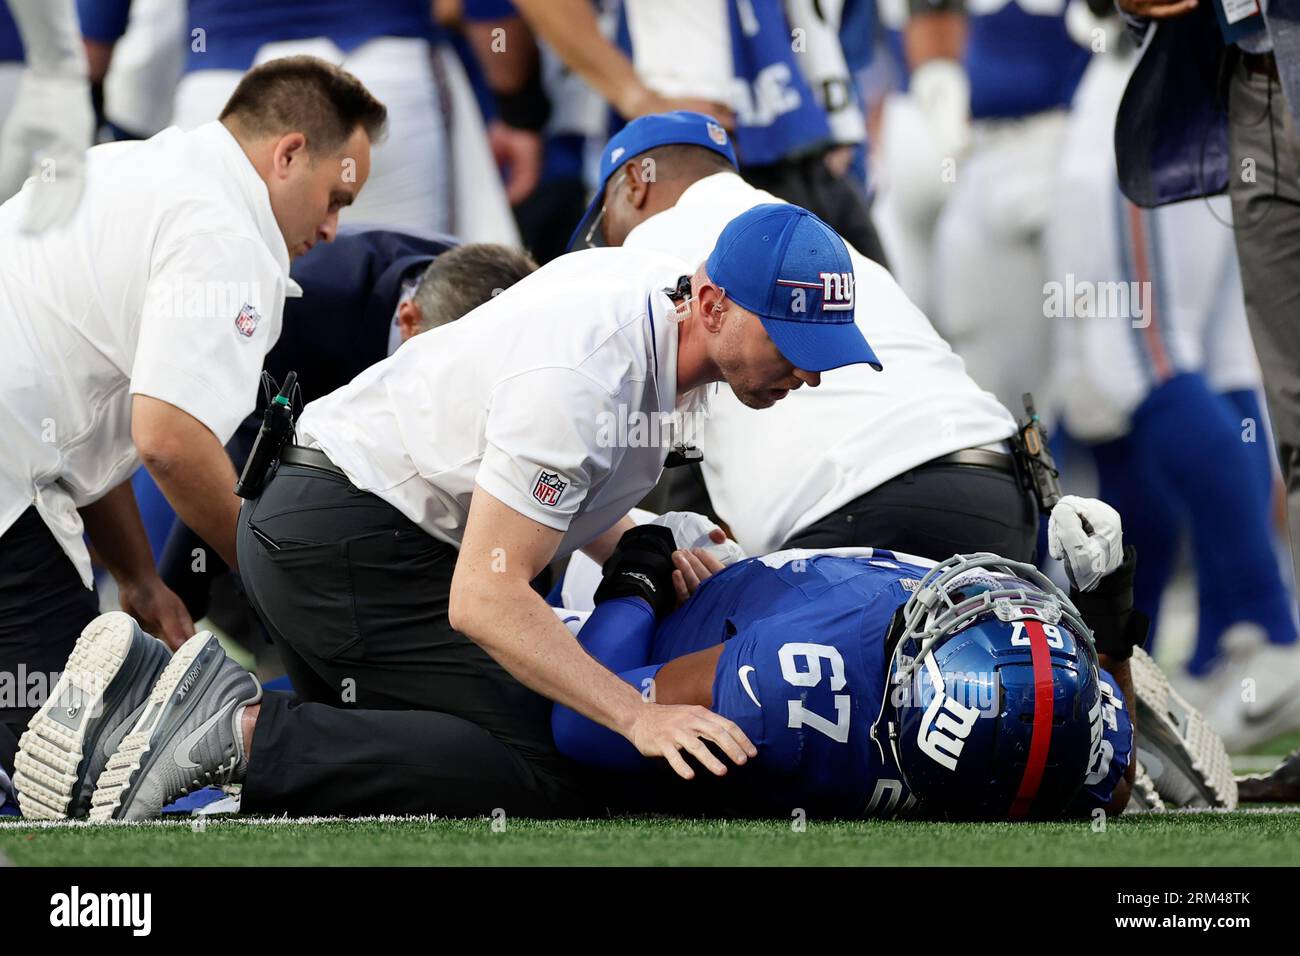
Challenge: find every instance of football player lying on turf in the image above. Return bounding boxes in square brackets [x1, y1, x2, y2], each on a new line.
[550, 496, 1149, 820]
[8, 499, 1229, 820]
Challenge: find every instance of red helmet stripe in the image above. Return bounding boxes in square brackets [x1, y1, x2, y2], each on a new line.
[1009, 619, 1055, 821]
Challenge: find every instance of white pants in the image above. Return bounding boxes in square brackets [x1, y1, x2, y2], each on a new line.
[0, 61, 22, 131]
[932, 109, 1068, 418]
[173, 37, 519, 243]
[1046, 53, 1261, 442]
[870, 92, 951, 319]
[101, 0, 185, 137]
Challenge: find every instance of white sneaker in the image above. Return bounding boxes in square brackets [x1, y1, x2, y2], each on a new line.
[1191, 625, 1300, 753]
[1125, 760, 1166, 812]
[1130, 647, 1237, 809]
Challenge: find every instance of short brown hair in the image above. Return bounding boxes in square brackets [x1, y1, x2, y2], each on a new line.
[219, 55, 388, 155]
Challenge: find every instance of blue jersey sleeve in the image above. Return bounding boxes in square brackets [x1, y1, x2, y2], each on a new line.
[551, 663, 662, 772]
[550, 596, 663, 772]
[1070, 668, 1134, 814]
[572, 596, 658, 674]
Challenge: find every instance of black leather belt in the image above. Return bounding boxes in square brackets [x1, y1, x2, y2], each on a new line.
[925, 447, 1017, 476]
[1243, 51, 1279, 82]
[279, 445, 346, 478]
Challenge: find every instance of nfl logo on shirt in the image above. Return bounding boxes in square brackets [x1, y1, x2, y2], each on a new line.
[532, 470, 568, 507]
[235, 302, 262, 338]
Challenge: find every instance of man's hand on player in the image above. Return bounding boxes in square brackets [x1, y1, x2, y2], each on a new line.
[672, 547, 725, 604]
[1115, 0, 1198, 19]
[1049, 495, 1124, 592]
[626, 702, 756, 780]
[649, 511, 747, 565]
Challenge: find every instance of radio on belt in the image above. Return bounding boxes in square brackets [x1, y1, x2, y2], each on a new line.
[235, 370, 298, 500]
[1010, 392, 1062, 514]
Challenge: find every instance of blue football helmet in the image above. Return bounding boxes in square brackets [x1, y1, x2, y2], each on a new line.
[872, 553, 1103, 820]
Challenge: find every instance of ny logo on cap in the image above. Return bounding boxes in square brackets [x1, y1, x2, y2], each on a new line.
[820, 272, 854, 312]
[776, 272, 856, 314]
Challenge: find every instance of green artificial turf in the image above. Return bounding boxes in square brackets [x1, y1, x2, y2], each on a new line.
[2, 811, 1297, 867]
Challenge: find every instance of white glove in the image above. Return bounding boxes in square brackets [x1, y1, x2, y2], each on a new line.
[1048, 495, 1124, 592]
[0, 69, 93, 232]
[909, 58, 970, 164]
[648, 511, 747, 566]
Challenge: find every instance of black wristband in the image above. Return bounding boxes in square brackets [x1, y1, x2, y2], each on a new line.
[1071, 545, 1148, 662]
[495, 79, 551, 132]
[594, 525, 678, 619]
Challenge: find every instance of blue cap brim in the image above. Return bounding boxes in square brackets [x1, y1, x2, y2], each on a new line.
[567, 193, 605, 252]
[759, 316, 883, 373]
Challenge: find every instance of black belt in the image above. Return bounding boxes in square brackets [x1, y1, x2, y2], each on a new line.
[924, 447, 1017, 476]
[279, 445, 347, 478]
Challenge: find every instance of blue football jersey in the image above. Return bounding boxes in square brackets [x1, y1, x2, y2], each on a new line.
[554, 548, 1133, 816]
[651, 549, 927, 815]
[613, 0, 832, 167]
[964, 0, 1090, 120]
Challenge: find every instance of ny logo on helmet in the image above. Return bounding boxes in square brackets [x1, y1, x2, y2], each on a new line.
[916, 653, 981, 771]
[819, 271, 854, 312]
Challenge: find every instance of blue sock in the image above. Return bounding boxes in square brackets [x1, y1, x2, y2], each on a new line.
[1090, 431, 1181, 651]
[1221, 389, 1275, 509]
[1132, 375, 1296, 673]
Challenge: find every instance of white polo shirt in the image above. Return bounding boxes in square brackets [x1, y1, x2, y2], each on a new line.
[0, 121, 300, 586]
[623, 171, 1017, 555]
[297, 247, 708, 559]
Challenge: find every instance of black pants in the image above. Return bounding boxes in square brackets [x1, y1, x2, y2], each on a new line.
[781, 462, 1039, 563]
[743, 149, 890, 269]
[236, 463, 588, 817]
[0, 508, 100, 774]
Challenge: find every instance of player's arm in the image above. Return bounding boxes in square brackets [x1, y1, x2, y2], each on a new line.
[510, 0, 734, 124]
[78, 476, 195, 649]
[73, 0, 132, 83]
[459, 4, 547, 205]
[903, 0, 970, 161]
[580, 513, 637, 566]
[653, 644, 725, 705]
[451, 486, 755, 779]
[131, 395, 242, 572]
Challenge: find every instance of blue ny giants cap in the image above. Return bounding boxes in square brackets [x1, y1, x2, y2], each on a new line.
[706, 204, 882, 373]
